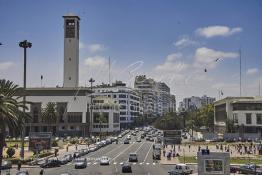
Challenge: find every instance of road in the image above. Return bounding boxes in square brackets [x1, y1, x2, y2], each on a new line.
[3, 131, 197, 175]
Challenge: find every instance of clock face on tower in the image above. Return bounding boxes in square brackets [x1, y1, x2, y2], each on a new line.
[65, 19, 75, 38]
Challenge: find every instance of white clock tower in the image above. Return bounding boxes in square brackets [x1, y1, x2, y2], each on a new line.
[63, 14, 80, 87]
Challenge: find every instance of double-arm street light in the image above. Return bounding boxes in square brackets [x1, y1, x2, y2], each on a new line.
[89, 78, 95, 137]
[19, 40, 32, 159]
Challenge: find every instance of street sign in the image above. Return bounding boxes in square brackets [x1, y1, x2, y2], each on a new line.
[163, 130, 182, 144]
[29, 132, 52, 151]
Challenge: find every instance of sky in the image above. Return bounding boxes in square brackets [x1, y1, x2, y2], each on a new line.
[1, 0, 262, 104]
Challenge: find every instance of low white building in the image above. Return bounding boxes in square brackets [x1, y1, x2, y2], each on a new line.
[214, 96, 262, 137]
[91, 96, 120, 133]
[17, 87, 91, 137]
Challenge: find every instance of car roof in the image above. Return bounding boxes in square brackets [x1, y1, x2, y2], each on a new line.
[129, 153, 137, 155]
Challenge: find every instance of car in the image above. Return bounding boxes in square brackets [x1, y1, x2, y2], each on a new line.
[122, 162, 132, 173]
[149, 137, 154, 142]
[153, 149, 161, 160]
[118, 134, 122, 138]
[168, 164, 193, 175]
[73, 151, 81, 158]
[40, 158, 61, 168]
[129, 153, 138, 162]
[124, 139, 130, 144]
[16, 171, 29, 175]
[60, 154, 73, 164]
[127, 135, 131, 140]
[0, 160, 12, 170]
[100, 156, 110, 165]
[60, 173, 72, 175]
[74, 158, 87, 169]
[136, 137, 141, 142]
[145, 137, 150, 141]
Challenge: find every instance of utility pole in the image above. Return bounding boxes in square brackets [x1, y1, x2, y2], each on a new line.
[19, 40, 32, 160]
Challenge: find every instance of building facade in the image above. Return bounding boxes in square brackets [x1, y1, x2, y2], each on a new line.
[214, 96, 262, 137]
[180, 95, 215, 111]
[91, 96, 120, 133]
[18, 88, 91, 137]
[93, 81, 141, 128]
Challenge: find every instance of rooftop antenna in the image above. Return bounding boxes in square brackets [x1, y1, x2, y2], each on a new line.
[239, 49, 242, 97]
[109, 56, 111, 85]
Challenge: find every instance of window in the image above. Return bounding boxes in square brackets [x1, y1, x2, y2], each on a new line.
[70, 126, 74, 130]
[120, 111, 126, 115]
[119, 94, 127, 98]
[69, 57, 71, 61]
[113, 95, 116, 98]
[113, 113, 119, 123]
[257, 114, 262, 124]
[246, 113, 252, 124]
[69, 77, 71, 80]
[233, 113, 238, 123]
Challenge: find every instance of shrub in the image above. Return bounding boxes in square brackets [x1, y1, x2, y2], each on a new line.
[6, 147, 15, 158]
[52, 140, 58, 147]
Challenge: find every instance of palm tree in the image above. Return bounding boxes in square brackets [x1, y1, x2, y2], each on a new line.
[41, 102, 57, 134]
[0, 79, 30, 174]
[98, 112, 107, 139]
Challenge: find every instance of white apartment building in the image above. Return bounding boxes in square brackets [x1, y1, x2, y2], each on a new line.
[180, 95, 215, 111]
[214, 96, 262, 136]
[92, 81, 141, 128]
[91, 96, 120, 133]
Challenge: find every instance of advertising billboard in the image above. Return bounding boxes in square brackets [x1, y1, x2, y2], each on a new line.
[163, 130, 182, 144]
[29, 132, 52, 151]
[205, 159, 224, 174]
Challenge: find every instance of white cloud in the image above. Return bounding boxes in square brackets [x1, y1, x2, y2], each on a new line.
[246, 68, 258, 75]
[0, 61, 14, 71]
[79, 42, 105, 53]
[174, 36, 197, 48]
[194, 47, 238, 69]
[155, 53, 188, 73]
[84, 56, 107, 67]
[88, 44, 105, 53]
[196, 26, 242, 38]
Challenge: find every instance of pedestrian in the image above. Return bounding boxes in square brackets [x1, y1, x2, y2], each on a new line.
[66, 145, 69, 152]
[73, 153, 76, 159]
[163, 150, 166, 157]
[198, 146, 201, 152]
[75, 144, 78, 151]
[17, 159, 21, 171]
[40, 168, 44, 175]
[188, 144, 191, 151]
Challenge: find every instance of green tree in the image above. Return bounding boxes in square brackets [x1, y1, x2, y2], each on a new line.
[0, 79, 30, 174]
[153, 112, 183, 130]
[41, 102, 57, 133]
[98, 112, 108, 139]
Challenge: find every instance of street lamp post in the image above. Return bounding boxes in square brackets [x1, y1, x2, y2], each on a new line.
[19, 40, 32, 159]
[89, 78, 95, 137]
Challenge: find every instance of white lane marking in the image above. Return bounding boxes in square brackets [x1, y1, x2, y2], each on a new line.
[139, 162, 143, 165]
[134, 142, 146, 153]
[104, 143, 125, 157]
[119, 162, 123, 165]
[110, 142, 135, 162]
[143, 142, 153, 162]
[87, 162, 91, 165]
[153, 162, 156, 165]
[146, 162, 150, 165]
[93, 162, 97, 165]
[133, 163, 136, 165]
[113, 162, 117, 165]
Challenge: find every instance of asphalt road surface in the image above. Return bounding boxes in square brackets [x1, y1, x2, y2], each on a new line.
[4, 131, 197, 175]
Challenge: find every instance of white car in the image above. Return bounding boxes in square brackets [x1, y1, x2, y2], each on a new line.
[100, 156, 110, 165]
[127, 135, 131, 140]
[168, 164, 193, 175]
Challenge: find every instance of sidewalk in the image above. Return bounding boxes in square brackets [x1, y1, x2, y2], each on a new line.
[160, 145, 180, 165]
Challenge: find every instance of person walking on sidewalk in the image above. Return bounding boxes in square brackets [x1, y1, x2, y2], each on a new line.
[40, 168, 44, 175]
[17, 159, 22, 171]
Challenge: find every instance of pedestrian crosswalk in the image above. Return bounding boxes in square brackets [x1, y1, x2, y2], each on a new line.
[67, 161, 158, 166]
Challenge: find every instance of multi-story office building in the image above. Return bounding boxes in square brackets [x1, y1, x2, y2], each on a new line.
[91, 96, 120, 133]
[214, 96, 262, 136]
[92, 81, 141, 128]
[157, 82, 171, 115]
[169, 95, 176, 112]
[134, 75, 159, 117]
[180, 95, 215, 111]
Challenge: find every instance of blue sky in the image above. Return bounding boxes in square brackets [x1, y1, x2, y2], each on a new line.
[1, 0, 262, 103]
